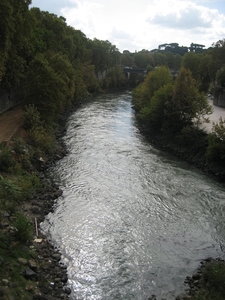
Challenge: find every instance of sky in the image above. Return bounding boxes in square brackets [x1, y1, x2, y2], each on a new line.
[29, 0, 225, 52]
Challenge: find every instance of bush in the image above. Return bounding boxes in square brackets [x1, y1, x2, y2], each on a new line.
[23, 104, 43, 131]
[13, 213, 32, 242]
[206, 117, 225, 165]
[0, 176, 22, 205]
[0, 147, 15, 172]
[28, 127, 56, 155]
[216, 68, 225, 88]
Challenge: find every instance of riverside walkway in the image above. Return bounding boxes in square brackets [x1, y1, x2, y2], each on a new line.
[0, 98, 224, 144]
[0, 105, 23, 144]
[200, 98, 225, 133]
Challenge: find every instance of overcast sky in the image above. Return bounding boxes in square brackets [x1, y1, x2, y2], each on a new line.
[30, 0, 225, 52]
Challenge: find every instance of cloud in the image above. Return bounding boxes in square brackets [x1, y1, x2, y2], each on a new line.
[31, 0, 225, 52]
[147, 1, 219, 30]
[30, 0, 77, 16]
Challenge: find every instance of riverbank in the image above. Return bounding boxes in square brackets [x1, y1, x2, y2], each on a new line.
[137, 122, 225, 182]
[0, 105, 73, 299]
[1, 93, 225, 300]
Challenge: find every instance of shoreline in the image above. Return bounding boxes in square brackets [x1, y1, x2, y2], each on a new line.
[2, 94, 224, 299]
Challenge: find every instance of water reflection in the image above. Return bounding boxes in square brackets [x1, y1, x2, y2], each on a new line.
[42, 92, 225, 300]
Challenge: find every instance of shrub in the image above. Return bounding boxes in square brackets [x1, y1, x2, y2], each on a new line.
[18, 173, 42, 200]
[0, 147, 15, 172]
[13, 213, 32, 242]
[0, 176, 22, 205]
[23, 104, 43, 131]
[206, 117, 225, 165]
[216, 68, 225, 88]
[28, 127, 56, 155]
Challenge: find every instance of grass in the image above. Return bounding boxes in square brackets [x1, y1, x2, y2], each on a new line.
[187, 261, 225, 300]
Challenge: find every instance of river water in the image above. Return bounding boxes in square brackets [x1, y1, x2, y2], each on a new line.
[41, 92, 225, 300]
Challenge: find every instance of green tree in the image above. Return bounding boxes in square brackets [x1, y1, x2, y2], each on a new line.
[132, 66, 172, 111]
[206, 117, 225, 165]
[0, 0, 32, 89]
[133, 52, 154, 69]
[153, 52, 167, 67]
[24, 53, 67, 122]
[181, 52, 212, 92]
[164, 67, 212, 133]
[120, 52, 134, 68]
[89, 39, 120, 77]
[138, 83, 174, 132]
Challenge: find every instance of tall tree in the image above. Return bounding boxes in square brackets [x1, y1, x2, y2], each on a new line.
[164, 67, 212, 133]
[132, 66, 172, 111]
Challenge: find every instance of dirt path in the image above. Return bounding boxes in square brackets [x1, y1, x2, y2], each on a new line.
[0, 105, 24, 144]
[0, 98, 224, 144]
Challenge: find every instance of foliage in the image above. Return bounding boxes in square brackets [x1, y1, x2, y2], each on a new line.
[181, 52, 212, 92]
[13, 213, 32, 242]
[206, 117, 225, 165]
[188, 261, 225, 300]
[24, 53, 67, 122]
[28, 127, 56, 155]
[0, 176, 22, 205]
[133, 51, 154, 69]
[0, 147, 15, 172]
[23, 104, 43, 131]
[132, 66, 172, 111]
[23, 104, 56, 155]
[164, 67, 212, 133]
[138, 83, 174, 132]
[102, 65, 126, 90]
[120, 52, 134, 68]
[89, 38, 120, 76]
[216, 67, 225, 87]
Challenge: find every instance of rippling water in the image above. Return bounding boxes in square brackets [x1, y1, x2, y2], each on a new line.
[41, 92, 225, 300]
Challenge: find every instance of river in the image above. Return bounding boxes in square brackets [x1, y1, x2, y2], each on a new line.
[41, 92, 225, 300]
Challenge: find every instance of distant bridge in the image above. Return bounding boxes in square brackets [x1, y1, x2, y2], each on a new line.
[122, 67, 148, 74]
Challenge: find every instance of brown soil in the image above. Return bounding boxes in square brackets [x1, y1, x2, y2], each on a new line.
[0, 105, 24, 144]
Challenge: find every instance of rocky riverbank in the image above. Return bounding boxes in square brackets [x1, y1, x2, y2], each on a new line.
[0, 145, 72, 300]
[0, 102, 75, 299]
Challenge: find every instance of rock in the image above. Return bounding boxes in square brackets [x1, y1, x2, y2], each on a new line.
[1, 222, 10, 228]
[192, 273, 201, 280]
[28, 259, 38, 271]
[2, 279, 9, 286]
[33, 295, 48, 300]
[39, 286, 50, 294]
[34, 238, 43, 243]
[52, 253, 61, 261]
[23, 267, 39, 281]
[60, 293, 69, 299]
[63, 287, 71, 295]
[61, 274, 68, 283]
[18, 258, 28, 265]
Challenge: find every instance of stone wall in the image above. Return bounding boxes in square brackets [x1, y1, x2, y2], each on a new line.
[0, 87, 24, 114]
[213, 87, 225, 108]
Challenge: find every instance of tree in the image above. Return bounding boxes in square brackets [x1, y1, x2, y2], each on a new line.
[133, 52, 154, 69]
[0, 0, 32, 88]
[132, 66, 172, 111]
[89, 39, 120, 77]
[24, 53, 67, 123]
[138, 83, 174, 132]
[181, 52, 212, 93]
[207, 117, 225, 165]
[120, 52, 134, 68]
[164, 67, 212, 133]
